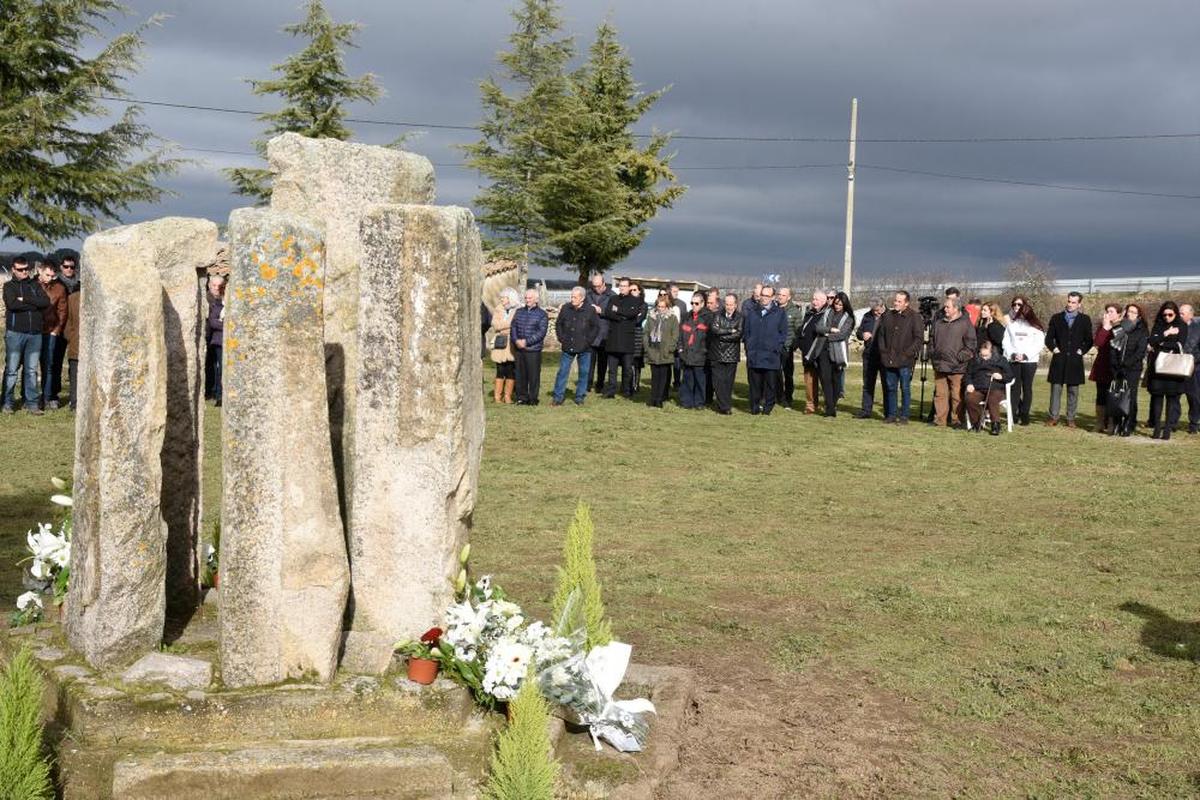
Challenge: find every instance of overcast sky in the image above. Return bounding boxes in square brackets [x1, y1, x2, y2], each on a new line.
[18, 0, 1200, 281]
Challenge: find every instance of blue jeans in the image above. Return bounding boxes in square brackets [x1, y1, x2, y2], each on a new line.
[4, 330, 43, 409]
[882, 366, 913, 420]
[552, 351, 591, 402]
[40, 334, 59, 403]
[680, 364, 706, 408]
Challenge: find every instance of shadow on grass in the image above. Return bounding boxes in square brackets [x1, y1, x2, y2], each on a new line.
[1119, 601, 1200, 661]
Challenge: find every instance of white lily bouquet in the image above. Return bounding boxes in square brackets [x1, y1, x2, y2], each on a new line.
[429, 550, 655, 752]
[12, 478, 73, 626]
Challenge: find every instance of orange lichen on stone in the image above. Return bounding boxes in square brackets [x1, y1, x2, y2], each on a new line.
[260, 260, 279, 281]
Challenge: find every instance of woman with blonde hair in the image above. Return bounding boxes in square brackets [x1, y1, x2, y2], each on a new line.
[488, 287, 520, 403]
[977, 302, 1006, 355]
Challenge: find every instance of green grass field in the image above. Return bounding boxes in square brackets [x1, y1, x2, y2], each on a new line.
[2, 363, 1198, 798]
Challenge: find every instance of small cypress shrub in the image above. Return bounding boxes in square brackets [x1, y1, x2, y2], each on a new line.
[0, 648, 53, 800]
[484, 672, 559, 800]
[551, 502, 612, 650]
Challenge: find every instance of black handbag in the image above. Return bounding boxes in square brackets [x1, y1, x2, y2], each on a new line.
[492, 334, 508, 350]
[1107, 378, 1132, 417]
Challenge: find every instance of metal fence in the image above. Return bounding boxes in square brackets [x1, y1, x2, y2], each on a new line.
[852, 276, 1200, 295]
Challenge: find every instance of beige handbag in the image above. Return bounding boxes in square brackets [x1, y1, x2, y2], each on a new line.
[1154, 345, 1195, 378]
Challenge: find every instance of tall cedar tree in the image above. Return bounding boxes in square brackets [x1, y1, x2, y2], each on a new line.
[226, 0, 380, 203]
[0, 1, 177, 248]
[549, 21, 685, 285]
[462, 0, 575, 266]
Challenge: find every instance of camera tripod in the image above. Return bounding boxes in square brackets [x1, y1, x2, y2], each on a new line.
[917, 318, 934, 420]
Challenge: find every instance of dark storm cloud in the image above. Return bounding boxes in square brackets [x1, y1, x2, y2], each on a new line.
[16, 0, 1198, 281]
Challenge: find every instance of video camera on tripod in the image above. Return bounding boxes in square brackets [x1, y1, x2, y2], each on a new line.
[916, 296, 939, 418]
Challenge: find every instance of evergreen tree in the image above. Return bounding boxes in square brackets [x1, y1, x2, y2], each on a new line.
[0, 649, 53, 799]
[462, 0, 575, 265]
[226, 0, 381, 203]
[484, 671, 559, 800]
[466, 7, 684, 283]
[0, 0, 177, 248]
[551, 502, 612, 650]
[552, 20, 685, 285]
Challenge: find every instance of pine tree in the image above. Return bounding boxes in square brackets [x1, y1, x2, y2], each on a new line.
[462, 0, 575, 266]
[552, 20, 685, 285]
[484, 672, 559, 800]
[0, 649, 53, 799]
[551, 502, 613, 650]
[466, 7, 685, 284]
[226, 0, 381, 203]
[0, 0, 177, 248]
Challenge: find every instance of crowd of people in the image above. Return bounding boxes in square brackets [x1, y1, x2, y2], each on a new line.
[2, 252, 80, 414]
[2, 251, 228, 414]
[8, 254, 1198, 442]
[484, 277, 1200, 439]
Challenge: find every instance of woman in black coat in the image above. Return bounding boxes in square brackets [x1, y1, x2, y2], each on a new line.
[1108, 304, 1148, 437]
[629, 284, 648, 394]
[1146, 301, 1188, 440]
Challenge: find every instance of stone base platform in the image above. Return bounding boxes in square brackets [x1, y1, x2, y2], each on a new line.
[3, 601, 696, 800]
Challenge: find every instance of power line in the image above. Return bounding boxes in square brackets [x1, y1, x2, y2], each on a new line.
[105, 95, 1200, 144]
[857, 163, 1200, 200]
[175, 146, 1198, 200]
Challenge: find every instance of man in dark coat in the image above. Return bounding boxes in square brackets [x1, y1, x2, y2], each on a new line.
[874, 290, 925, 424]
[3, 254, 51, 414]
[510, 289, 549, 405]
[776, 287, 804, 409]
[552, 286, 599, 405]
[710, 293, 743, 415]
[601, 277, 642, 398]
[585, 274, 616, 393]
[743, 285, 788, 415]
[929, 297, 977, 428]
[1043, 292, 1093, 427]
[854, 299, 886, 418]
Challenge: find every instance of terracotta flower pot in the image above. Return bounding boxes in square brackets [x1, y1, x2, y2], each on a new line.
[407, 657, 439, 685]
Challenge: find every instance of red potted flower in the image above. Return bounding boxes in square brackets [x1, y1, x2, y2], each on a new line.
[395, 627, 443, 685]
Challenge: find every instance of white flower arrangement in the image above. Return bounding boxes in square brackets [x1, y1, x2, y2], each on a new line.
[429, 555, 654, 751]
[12, 591, 44, 626]
[12, 478, 73, 624]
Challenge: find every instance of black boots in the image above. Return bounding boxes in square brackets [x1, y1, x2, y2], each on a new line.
[990, 421, 1001, 436]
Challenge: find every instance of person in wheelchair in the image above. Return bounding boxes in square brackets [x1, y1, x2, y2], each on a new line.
[965, 339, 1013, 435]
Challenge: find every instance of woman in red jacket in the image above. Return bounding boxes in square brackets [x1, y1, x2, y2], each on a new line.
[1088, 303, 1121, 433]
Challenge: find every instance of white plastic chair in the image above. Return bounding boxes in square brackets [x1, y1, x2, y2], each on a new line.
[965, 378, 1016, 432]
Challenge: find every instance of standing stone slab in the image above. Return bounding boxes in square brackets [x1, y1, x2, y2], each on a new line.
[152, 219, 219, 618]
[350, 205, 484, 644]
[68, 226, 169, 668]
[267, 133, 436, 517]
[221, 208, 349, 687]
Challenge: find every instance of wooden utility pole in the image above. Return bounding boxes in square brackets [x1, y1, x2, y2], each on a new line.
[842, 98, 858, 294]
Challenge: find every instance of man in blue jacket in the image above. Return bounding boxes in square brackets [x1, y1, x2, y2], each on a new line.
[743, 285, 788, 415]
[510, 289, 548, 405]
